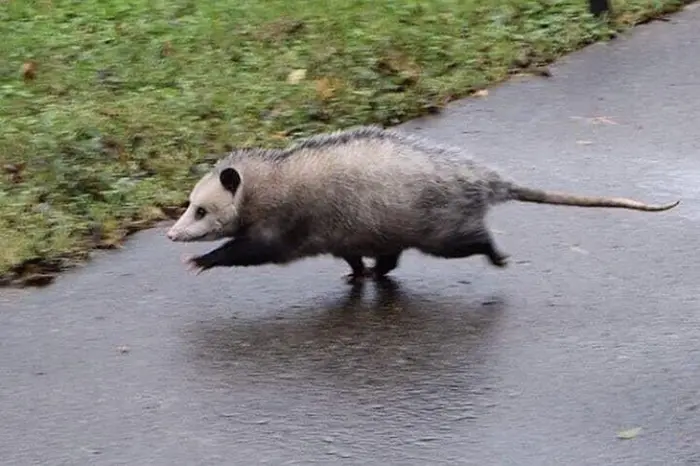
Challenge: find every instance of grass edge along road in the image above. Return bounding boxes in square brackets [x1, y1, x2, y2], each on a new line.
[0, 0, 692, 287]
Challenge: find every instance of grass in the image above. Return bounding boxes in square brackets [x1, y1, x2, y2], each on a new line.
[0, 0, 691, 286]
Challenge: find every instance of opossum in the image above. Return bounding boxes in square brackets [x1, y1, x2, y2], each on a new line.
[166, 125, 679, 282]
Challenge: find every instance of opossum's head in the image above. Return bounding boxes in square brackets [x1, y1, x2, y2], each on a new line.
[166, 167, 243, 242]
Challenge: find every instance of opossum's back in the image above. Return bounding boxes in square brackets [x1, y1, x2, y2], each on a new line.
[293, 136, 445, 174]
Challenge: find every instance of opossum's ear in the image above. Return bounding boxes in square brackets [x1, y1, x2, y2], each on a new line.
[219, 168, 241, 194]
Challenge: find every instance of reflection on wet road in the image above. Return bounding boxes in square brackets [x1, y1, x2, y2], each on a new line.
[188, 276, 505, 402]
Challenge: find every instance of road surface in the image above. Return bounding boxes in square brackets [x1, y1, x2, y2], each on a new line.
[2, 5, 699, 465]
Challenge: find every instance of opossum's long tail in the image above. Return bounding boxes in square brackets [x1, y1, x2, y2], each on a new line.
[508, 185, 680, 212]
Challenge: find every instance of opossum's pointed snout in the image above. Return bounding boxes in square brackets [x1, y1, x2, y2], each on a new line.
[166, 227, 182, 242]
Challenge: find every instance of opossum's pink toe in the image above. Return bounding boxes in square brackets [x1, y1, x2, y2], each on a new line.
[181, 254, 204, 275]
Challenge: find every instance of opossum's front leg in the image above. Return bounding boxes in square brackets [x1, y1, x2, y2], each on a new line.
[370, 253, 401, 278]
[185, 237, 285, 272]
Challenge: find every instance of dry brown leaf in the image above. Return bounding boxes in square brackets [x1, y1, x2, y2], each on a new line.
[315, 77, 340, 101]
[570, 116, 619, 125]
[21, 273, 55, 287]
[473, 89, 489, 98]
[96, 220, 125, 249]
[287, 69, 307, 84]
[531, 66, 552, 78]
[98, 108, 120, 117]
[3, 162, 26, 184]
[98, 237, 124, 250]
[592, 116, 618, 125]
[570, 246, 590, 255]
[160, 205, 186, 219]
[21, 61, 37, 81]
[140, 206, 167, 222]
[616, 12, 637, 26]
[617, 427, 642, 440]
[376, 50, 421, 83]
[255, 18, 305, 42]
[161, 40, 173, 57]
[3, 162, 26, 174]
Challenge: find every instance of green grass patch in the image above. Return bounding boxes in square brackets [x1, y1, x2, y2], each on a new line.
[0, 0, 690, 286]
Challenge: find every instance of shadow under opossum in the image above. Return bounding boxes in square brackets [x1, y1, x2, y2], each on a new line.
[184, 277, 509, 398]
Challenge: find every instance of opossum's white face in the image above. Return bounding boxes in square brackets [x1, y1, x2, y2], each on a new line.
[166, 168, 243, 242]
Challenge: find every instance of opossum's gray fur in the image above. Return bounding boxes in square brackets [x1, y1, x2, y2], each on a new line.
[168, 125, 679, 280]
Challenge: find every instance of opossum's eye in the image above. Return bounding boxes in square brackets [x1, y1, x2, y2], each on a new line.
[194, 207, 207, 220]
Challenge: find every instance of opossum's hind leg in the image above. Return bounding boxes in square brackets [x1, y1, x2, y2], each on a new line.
[426, 229, 509, 268]
[340, 255, 369, 284]
[370, 253, 401, 279]
[469, 238, 510, 268]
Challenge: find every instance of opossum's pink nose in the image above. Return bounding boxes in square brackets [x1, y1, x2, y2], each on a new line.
[166, 229, 177, 241]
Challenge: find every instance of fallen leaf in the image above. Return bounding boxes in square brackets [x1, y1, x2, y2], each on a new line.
[21, 61, 37, 81]
[160, 205, 186, 219]
[21, 273, 55, 287]
[95, 220, 125, 249]
[472, 89, 489, 98]
[160, 40, 173, 57]
[570, 116, 619, 125]
[3, 162, 26, 174]
[287, 69, 307, 84]
[617, 427, 642, 439]
[140, 206, 167, 222]
[592, 116, 618, 125]
[3, 162, 26, 183]
[97, 108, 120, 117]
[255, 18, 305, 42]
[117, 345, 131, 354]
[99, 135, 124, 159]
[531, 66, 552, 77]
[315, 77, 339, 101]
[422, 94, 451, 114]
[375, 49, 421, 84]
[616, 12, 637, 26]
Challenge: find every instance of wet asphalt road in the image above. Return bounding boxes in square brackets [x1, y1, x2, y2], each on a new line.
[2, 5, 700, 466]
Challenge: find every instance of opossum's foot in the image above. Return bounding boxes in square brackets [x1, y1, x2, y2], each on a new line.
[369, 254, 401, 279]
[181, 254, 206, 275]
[479, 236, 510, 268]
[344, 272, 371, 285]
[469, 240, 509, 268]
[341, 255, 370, 284]
[343, 269, 374, 285]
[487, 249, 510, 268]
